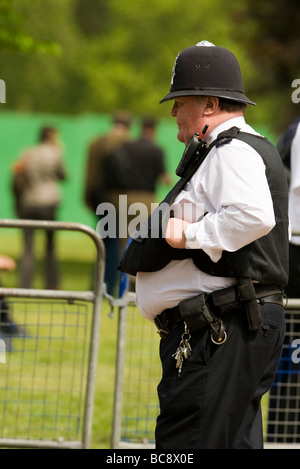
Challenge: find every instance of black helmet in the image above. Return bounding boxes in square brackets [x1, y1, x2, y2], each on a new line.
[160, 41, 255, 106]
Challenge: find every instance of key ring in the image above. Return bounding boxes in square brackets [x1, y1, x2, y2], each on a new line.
[210, 319, 227, 345]
[182, 321, 191, 342]
[211, 331, 227, 345]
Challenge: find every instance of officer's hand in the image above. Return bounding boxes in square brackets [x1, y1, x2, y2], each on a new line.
[165, 218, 189, 249]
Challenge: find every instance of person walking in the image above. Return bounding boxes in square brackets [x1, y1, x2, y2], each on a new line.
[13, 126, 66, 289]
[84, 110, 132, 296]
[277, 117, 300, 298]
[116, 116, 170, 249]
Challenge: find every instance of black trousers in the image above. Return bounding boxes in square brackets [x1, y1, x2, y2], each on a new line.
[155, 302, 285, 449]
[19, 205, 59, 289]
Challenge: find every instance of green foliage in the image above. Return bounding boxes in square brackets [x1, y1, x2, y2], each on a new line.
[231, 0, 300, 130]
[0, 0, 61, 54]
[0, 0, 300, 132]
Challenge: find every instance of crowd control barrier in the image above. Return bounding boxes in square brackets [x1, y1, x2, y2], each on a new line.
[0, 219, 105, 449]
[265, 299, 300, 448]
[111, 292, 300, 449]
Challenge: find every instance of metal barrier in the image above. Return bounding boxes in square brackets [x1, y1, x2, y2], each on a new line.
[111, 292, 160, 449]
[111, 293, 300, 449]
[265, 299, 300, 449]
[0, 219, 105, 449]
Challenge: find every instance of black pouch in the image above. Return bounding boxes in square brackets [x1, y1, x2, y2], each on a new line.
[177, 293, 215, 331]
[118, 195, 174, 276]
[118, 134, 215, 276]
[237, 278, 263, 331]
[118, 231, 173, 276]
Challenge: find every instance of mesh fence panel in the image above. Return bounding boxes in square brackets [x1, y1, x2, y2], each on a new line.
[266, 307, 300, 444]
[113, 297, 300, 449]
[0, 299, 91, 445]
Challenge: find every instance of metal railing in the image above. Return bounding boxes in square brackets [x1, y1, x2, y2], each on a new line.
[265, 298, 300, 449]
[111, 293, 300, 449]
[0, 219, 105, 449]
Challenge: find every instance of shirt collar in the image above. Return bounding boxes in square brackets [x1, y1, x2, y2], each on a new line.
[206, 116, 246, 144]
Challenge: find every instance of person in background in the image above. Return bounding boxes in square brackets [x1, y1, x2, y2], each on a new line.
[0, 254, 22, 336]
[277, 117, 300, 298]
[117, 116, 171, 248]
[84, 110, 132, 296]
[12, 126, 66, 289]
[265, 117, 300, 444]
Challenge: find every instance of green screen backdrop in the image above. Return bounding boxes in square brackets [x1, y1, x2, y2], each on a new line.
[0, 110, 182, 230]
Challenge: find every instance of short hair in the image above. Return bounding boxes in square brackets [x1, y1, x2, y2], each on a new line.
[39, 126, 57, 142]
[194, 95, 246, 114]
[218, 98, 246, 113]
[113, 110, 132, 127]
[142, 116, 157, 129]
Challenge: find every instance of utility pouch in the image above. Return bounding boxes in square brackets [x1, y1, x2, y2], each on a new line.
[177, 293, 227, 344]
[237, 278, 263, 331]
[177, 293, 215, 331]
[118, 126, 213, 277]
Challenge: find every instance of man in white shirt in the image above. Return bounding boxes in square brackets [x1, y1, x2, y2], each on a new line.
[282, 120, 300, 297]
[136, 113, 276, 320]
[119, 41, 289, 448]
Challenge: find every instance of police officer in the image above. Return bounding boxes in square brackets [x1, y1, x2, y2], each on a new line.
[119, 41, 289, 449]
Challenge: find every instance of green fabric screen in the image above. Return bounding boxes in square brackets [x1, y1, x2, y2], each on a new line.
[0, 110, 182, 229]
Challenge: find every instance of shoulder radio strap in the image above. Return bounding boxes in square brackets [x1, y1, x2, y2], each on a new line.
[131, 126, 261, 241]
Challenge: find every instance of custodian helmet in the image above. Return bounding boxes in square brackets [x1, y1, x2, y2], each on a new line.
[160, 41, 255, 106]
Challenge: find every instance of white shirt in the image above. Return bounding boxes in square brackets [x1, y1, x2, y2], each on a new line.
[288, 123, 300, 245]
[136, 116, 276, 321]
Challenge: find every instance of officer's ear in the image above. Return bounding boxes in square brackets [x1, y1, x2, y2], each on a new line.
[203, 96, 219, 115]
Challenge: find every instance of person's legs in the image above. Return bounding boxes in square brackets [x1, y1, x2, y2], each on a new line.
[103, 236, 120, 296]
[45, 229, 58, 289]
[20, 205, 59, 289]
[20, 228, 34, 289]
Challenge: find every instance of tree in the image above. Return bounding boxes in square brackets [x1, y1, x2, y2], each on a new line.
[1, 0, 299, 134]
[0, 0, 60, 54]
[232, 0, 300, 131]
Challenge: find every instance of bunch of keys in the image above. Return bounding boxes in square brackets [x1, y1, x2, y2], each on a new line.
[172, 322, 192, 377]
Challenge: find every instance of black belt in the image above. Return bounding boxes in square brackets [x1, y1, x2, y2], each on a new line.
[154, 284, 285, 338]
